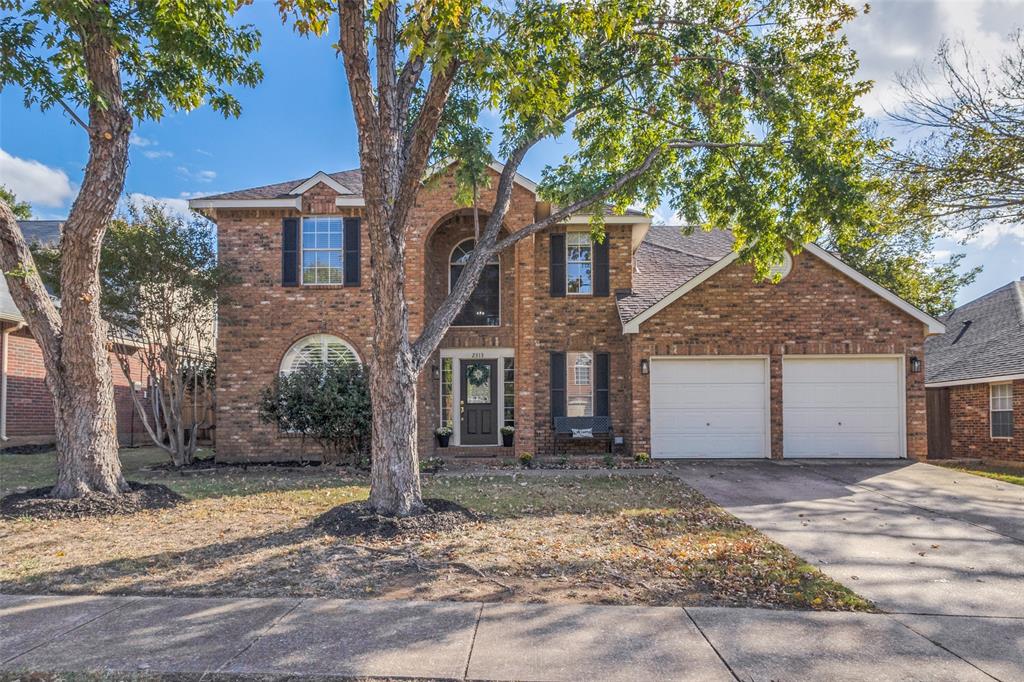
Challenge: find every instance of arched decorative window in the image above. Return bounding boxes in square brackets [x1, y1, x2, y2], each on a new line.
[449, 239, 500, 326]
[280, 334, 360, 374]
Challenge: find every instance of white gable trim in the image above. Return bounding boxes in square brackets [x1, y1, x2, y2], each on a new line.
[622, 243, 947, 335]
[486, 161, 538, 194]
[561, 214, 652, 225]
[289, 171, 355, 196]
[926, 373, 1024, 388]
[622, 252, 740, 333]
[188, 197, 302, 210]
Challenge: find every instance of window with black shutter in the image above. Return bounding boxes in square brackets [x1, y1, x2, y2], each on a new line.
[550, 351, 566, 421]
[595, 352, 610, 417]
[343, 217, 361, 286]
[549, 234, 566, 297]
[281, 217, 300, 287]
[593, 236, 609, 297]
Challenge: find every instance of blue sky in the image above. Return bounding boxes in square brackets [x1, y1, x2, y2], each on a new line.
[1, 0, 1022, 306]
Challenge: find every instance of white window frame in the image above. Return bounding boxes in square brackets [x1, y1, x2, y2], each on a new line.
[566, 351, 595, 417]
[566, 232, 593, 296]
[280, 334, 360, 374]
[990, 382, 1014, 439]
[301, 216, 344, 286]
[573, 354, 592, 386]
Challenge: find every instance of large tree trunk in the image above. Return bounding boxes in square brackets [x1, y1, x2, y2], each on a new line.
[0, 18, 130, 498]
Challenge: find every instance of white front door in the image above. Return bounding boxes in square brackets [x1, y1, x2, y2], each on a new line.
[783, 356, 904, 458]
[649, 357, 769, 459]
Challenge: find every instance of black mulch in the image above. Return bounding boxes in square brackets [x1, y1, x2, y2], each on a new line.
[0, 482, 185, 520]
[313, 498, 482, 540]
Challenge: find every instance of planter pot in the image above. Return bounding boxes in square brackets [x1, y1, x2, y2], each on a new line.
[436, 434, 450, 448]
[502, 433, 514, 447]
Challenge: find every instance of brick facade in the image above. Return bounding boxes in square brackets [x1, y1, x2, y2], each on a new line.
[1, 324, 152, 448]
[946, 380, 1024, 463]
[206, 169, 932, 463]
[625, 252, 929, 460]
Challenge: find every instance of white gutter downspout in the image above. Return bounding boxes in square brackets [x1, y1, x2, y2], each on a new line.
[1, 322, 26, 441]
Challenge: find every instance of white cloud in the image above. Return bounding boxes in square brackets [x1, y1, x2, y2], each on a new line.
[930, 248, 953, 262]
[130, 134, 155, 147]
[0, 149, 74, 208]
[123, 193, 193, 220]
[176, 166, 217, 183]
[142, 150, 174, 159]
[967, 223, 1024, 249]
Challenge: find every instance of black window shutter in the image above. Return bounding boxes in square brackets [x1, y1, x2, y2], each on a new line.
[343, 217, 361, 286]
[281, 218, 300, 287]
[550, 351, 566, 421]
[595, 352, 610, 417]
[549, 234, 566, 297]
[593, 235, 610, 297]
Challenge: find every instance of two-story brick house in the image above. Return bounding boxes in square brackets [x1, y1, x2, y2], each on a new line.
[190, 165, 945, 462]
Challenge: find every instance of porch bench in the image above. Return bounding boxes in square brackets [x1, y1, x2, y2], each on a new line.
[553, 416, 613, 455]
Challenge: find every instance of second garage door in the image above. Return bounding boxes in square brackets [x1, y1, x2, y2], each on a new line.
[783, 356, 904, 458]
[650, 357, 769, 459]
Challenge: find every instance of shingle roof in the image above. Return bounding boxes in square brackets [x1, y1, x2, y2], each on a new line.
[615, 226, 734, 324]
[925, 280, 1024, 384]
[196, 169, 364, 200]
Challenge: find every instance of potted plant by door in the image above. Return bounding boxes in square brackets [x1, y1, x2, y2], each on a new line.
[435, 425, 453, 448]
[500, 425, 515, 447]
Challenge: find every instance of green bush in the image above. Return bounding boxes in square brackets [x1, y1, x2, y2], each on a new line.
[258, 362, 372, 465]
[634, 451, 651, 465]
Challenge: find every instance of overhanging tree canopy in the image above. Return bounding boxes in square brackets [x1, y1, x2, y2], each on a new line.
[275, 0, 878, 516]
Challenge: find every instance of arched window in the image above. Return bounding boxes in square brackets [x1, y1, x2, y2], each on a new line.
[280, 334, 360, 374]
[449, 239, 500, 327]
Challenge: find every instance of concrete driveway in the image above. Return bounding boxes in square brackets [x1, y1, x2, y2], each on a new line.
[673, 460, 1024, 680]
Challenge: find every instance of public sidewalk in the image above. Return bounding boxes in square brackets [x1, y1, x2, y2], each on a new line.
[2, 593, 1018, 681]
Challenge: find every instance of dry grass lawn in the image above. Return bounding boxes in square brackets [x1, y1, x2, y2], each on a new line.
[0, 448, 871, 611]
[932, 461, 1024, 487]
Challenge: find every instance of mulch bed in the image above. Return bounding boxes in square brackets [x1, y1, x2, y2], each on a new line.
[313, 498, 481, 539]
[0, 482, 185, 520]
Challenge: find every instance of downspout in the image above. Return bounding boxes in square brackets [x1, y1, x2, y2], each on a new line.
[1, 322, 26, 442]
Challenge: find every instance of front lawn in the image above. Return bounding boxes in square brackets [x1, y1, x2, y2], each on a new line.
[0, 448, 870, 611]
[932, 461, 1024, 487]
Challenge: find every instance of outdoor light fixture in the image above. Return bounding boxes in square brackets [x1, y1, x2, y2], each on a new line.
[640, 359, 650, 375]
[909, 356, 921, 373]
[432, 364, 440, 380]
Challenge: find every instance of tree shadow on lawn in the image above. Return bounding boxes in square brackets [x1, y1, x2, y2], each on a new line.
[0, 482, 879, 611]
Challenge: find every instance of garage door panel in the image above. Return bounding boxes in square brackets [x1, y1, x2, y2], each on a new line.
[650, 358, 768, 459]
[785, 407, 900, 433]
[650, 382, 765, 408]
[783, 357, 903, 459]
[784, 384, 900, 409]
[652, 408, 765, 434]
[654, 433, 765, 459]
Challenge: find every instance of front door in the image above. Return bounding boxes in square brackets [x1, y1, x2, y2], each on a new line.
[460, 359, 498, 445]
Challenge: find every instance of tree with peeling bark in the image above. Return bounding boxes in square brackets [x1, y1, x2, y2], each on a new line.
[0, 1, 261, 498]
[278, 0, 876, 516]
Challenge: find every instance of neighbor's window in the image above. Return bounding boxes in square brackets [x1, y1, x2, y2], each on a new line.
[991, 383, 1014, 438]
[450, 239, 500, 326]
[566, 232, 592, 295]
[281, 334, 359, 374]
[302, 216, 343, 285]
[567, 351, 594, 417]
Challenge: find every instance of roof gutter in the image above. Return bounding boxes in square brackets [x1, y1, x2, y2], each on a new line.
[925, 373, 1024, 388]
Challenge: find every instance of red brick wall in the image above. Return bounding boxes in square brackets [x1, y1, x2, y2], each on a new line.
[2, 325, 152, 448]
[626, 252, 929, 460]
[947, 380, 1024, 462]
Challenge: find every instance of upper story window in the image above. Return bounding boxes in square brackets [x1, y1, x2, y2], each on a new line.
[302, 217, 343, 285]
[450, 239, 500, 327]
[566, 232, 592, 295]
[281, 334, 359, 374]
[567, 351, 594, 417]
[991, 382, 1014, 439]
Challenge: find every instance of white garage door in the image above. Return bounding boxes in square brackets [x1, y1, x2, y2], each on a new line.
[783, 356, 904, 458]
[650, 358, 769, 459]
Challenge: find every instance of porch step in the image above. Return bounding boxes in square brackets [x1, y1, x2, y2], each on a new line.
[439, 445, 515, 460]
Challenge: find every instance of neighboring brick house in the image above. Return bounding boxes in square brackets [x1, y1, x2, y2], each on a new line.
[0, 221, 152, 449]
[925, 280, 1024, 463]
[191, 165, 945, 463]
